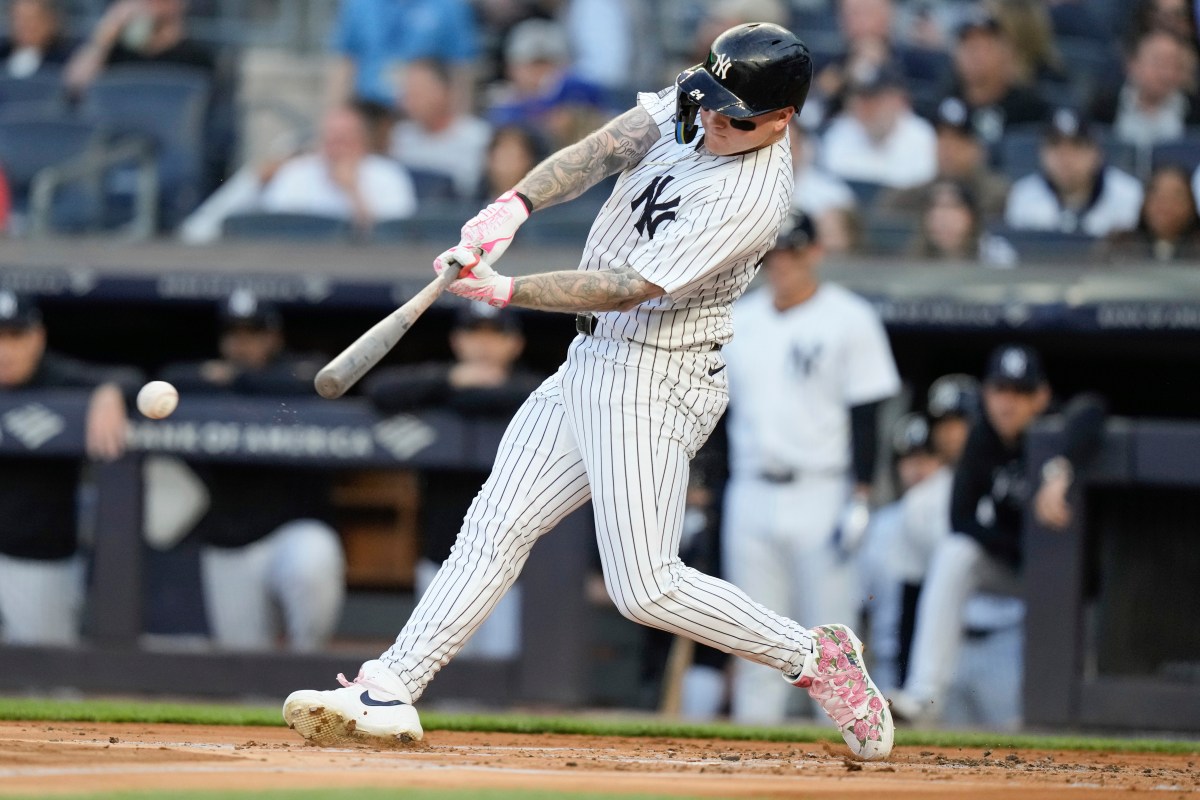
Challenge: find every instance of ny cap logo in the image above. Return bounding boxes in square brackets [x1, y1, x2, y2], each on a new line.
[1000, 348, 1027, 378]
[227, 288, 259, 317]
[711, 51, 732, 80]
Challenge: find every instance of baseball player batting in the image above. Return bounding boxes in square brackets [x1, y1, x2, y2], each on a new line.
[283, 22, 893, 761]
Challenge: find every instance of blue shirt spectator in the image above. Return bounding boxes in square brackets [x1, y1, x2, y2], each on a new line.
[484, 18, 607, 148]
[331, 0, 479, 108]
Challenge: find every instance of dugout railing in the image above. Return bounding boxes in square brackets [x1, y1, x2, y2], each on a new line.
[0, 393, 594, 706]
[4, 245, 1200, 729]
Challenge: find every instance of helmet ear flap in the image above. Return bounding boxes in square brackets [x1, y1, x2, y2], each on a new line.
[675, 90, 701, 145]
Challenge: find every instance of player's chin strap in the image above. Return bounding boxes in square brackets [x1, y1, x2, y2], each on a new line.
[676, 91, 701, 144]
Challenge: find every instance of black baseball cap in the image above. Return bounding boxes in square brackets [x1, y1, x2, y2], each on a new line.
[927, 373, 980, 420]
[846, 61, 907, 96]
[984, 344, 1047, 392]
[0, 290, 42, 331]
[771, 210, 819, 251]
[453, 303, 522, 334]
[892, 412, 934, 458]
[1044, 107, 1094, 143]
[219, 289, 281, 331]
[956, 9, 1004, 40]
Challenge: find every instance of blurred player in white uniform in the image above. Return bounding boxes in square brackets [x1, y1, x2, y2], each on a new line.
[859, 412, 943, 695]
[898, 374, 1026, 729]
[722, 211, 901, 724]
[285, 23, 895, 760]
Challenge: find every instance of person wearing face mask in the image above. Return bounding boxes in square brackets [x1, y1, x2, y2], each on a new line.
[64, 0, 214, 95]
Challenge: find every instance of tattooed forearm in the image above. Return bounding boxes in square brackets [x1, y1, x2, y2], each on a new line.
[515, 106, 661, 210]
[511, 266, 665, 313]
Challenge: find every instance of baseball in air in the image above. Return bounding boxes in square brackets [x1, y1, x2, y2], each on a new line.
[137, 381, 179, 419]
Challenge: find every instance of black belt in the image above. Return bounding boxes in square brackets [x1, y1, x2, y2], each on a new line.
[575, 313, 597, 336]
[575, 313, 721, 351]
[758, 469, 798, 484]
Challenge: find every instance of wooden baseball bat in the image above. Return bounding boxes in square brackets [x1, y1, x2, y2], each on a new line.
[314, 262, 464, 400]
[659, 635, 695, 716]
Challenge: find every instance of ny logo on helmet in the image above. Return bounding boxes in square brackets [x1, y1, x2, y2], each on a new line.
[711, 52, 732, 80]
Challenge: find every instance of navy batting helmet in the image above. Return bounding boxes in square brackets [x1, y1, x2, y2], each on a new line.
[675, 22, 812, 144]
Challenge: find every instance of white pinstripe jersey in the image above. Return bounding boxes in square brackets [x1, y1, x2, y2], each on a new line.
[578, 87, 794, 350]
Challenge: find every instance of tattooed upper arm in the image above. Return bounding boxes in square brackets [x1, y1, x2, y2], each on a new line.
[514, 106, 661, 211]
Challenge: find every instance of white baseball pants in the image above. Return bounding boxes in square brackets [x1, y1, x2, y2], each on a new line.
[0, 553, 85, 646]
[201, 518, 344, 652]
[904, 533, 1022, 705]
[383, 336, 815, 699]
[722, 474, 860, 724]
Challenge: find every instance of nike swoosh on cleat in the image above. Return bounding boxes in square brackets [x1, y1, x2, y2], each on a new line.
[708, 364, 726, 376]
[360, 691, 404, 707]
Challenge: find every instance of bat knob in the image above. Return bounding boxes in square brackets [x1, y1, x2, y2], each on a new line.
[314, 369, 345, 400]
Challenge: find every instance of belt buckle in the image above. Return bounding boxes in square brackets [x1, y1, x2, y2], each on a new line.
[575, 313, 596, 336]
[759, 469, 796, 484]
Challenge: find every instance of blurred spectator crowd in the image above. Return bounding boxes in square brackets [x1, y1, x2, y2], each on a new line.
[0, 0, 1197, 264]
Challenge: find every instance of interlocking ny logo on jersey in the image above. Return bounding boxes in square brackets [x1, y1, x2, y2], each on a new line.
[631, 176, 680, 239]
[711, 51, 733, 80]
[790, 342, 824, 378]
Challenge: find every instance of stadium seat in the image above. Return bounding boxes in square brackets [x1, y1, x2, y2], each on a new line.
[0, 115, 106, 230]
[999, 126, 1140, 180]
[1050, 0, 1120, 40]
[0, 71, 68, 113]
[987, 225, 1101, 263]
[1054, 38, 1122, 99]
[791, 4, 839, 36]
[861, 215, 916, 256]
[896, 47, 952, 85]
[1150, 137, 1200, 173]
[221, 211, 353, 241]
[407, 168, 458, 202]
[80, 65, 212, 228]
[373, 200, 478, 243]
[844, 179, 886, 208]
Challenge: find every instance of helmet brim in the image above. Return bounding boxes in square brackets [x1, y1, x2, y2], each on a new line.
[676, 65, 761, 119]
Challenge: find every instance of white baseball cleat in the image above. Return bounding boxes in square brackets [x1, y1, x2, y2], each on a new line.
[282, 659, 423, 747]
[785, 624, 894, 761]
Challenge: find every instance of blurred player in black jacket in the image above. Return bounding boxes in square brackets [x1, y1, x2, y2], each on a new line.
[890, 343, 1106, 723]
[159, 291, 342, 652]
[364, 303, 542, 657]
[0, 290, 140, 645]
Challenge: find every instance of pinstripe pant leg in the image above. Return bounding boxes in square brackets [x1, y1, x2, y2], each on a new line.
[0, 553, 84, 646]
[559, 340, 813, 675]
[382, 377, 591, 698]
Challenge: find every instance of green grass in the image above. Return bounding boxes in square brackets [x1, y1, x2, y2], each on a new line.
[5, 792, 707, 800]
[0, 696, 1196, 755]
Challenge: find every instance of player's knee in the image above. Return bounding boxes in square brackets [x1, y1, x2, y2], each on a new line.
[935, 533, 985, 568]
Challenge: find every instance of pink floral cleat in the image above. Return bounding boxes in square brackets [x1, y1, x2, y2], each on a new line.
[785, 623, 894, 761]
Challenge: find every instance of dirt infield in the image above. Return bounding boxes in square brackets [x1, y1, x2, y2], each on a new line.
[0, 720, 1195, 798]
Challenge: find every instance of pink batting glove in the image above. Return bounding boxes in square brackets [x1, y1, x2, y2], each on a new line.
[433, 245, 514, 308]
[460, 190, 530, 263]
